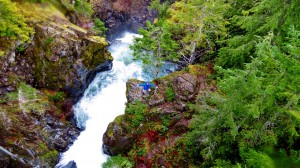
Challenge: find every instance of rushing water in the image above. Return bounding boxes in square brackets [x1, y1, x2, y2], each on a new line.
[56, 32, 177, 168]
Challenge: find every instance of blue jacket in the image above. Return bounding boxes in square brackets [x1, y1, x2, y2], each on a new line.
[138, 82, 156, 91]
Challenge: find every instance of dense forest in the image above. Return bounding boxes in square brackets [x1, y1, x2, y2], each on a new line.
[115, 0, 300, 167]
[1, 0, 300, 167]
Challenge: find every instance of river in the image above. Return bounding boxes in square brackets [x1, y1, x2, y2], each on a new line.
[55, 32, 177, 168]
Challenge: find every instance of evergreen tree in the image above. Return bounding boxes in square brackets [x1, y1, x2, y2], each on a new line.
[167, 0, 229, 65]
[130, 20, 179, 77]
[185, 31, 300, 166]
[217, 0, 300, 68]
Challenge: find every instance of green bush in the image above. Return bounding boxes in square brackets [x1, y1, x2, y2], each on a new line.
[165, 86, 176, 101]
[19, 82, 37, 100]
[0, 0, 33, 43]
[6, 92, 18, 101]
[125, 101, 147, 127]
[49, 91, 65, 102]
[92, 18, 107, 36]
[74, 0, 92, 17]
[102, 155, 133, 168]
[125, 101, 147, 115]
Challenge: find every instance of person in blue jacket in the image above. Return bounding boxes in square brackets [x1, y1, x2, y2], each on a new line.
[137, 82, 158, 93]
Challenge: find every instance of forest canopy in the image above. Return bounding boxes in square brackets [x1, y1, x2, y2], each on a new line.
[130, 0, 300, 167]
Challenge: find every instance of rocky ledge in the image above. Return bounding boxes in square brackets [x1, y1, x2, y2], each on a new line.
[0, 2, 113, 103]
[103, 64, 216, 167]
[0, 83, 80, 167]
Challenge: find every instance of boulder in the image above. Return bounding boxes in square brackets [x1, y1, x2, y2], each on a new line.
[102, 115, 134, 155]
[25, 23, 112, 101]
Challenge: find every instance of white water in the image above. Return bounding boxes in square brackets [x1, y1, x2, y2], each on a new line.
[56, 32, 178, 168]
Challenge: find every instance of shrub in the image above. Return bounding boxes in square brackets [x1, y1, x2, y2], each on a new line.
[125, 101, 147, 127]
[102, 155, 133, 168]
[74, 0, 92, 17]
[0, 0, 33, 43]
[49, 91, 65, 102]
[165, 86, 176, 101]
[92, 18, 107, 36]
[6, 92, 18, 101]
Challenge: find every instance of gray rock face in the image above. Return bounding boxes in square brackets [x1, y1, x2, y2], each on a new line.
[93, 0, 157, 37]
[102, 116, 134, 155]
[172, 73, 198, 101]
[0, 86, 80, 167]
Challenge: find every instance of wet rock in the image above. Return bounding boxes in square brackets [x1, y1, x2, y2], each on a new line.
[0, 86, 80, 167]
[172, 73, 198, 101]
[25, 23, 112, 102]
[62, 99, 74, 119]
[94, 0, 157, 37]
[103, 116, 134, 155]
[149, 93, 165, 107]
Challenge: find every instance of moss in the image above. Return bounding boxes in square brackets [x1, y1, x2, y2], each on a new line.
[114, 115, 126, 125]
[41, 149, 59, 167]
[81, 40, 112, 68]
[165, 86, 176, 102]
[87, 36, 108, 45]
[102, 155, 133, 168]
[6, 92, 18, 101]
[188, 64, 209, 76]
[67, 24, 87, 34]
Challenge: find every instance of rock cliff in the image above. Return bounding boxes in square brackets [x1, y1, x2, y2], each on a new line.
[92, 0, 157, 38]
[0, 1, 112, 167]
[0, 83, 80, 167]
[103, 64, 216, 167]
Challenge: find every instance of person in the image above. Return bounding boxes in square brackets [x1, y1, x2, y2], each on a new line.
[137, 82, 158, 94]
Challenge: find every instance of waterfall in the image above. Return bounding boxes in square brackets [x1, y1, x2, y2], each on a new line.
[55, 32, 178, 168]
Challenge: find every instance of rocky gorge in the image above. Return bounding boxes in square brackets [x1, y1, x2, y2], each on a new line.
[0, 0, 113, 167]
[0, 0, 159, 167]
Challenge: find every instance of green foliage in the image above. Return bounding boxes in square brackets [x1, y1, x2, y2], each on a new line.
[19, 82, 38, 100]
[165, 86, 176, 101]
[130, 20, 179, 77]
[6, 92, 18, 101]
[184, 31, 300, 166]
[161, 115, 170, 127]
[16, 45, 26, 52]
[74, 0, 92, 17]
[0, 98, 6, 104]
[0, 0, 33, 43]
[125, 101, 148, 127]
[92, 18, 107, 36]
[244, 149, 275, 168]
[150, 0, 170, 19]
[43, 37, 54, 46]
[27, 0, 46, 3]
[137, 148, 146, 157]
[49, 91, 65, 102]
[102, 155, 133, 168]
[5, 82, 37, 102]
[167, 0, 229, 65]
[217, 0, 300, 68]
